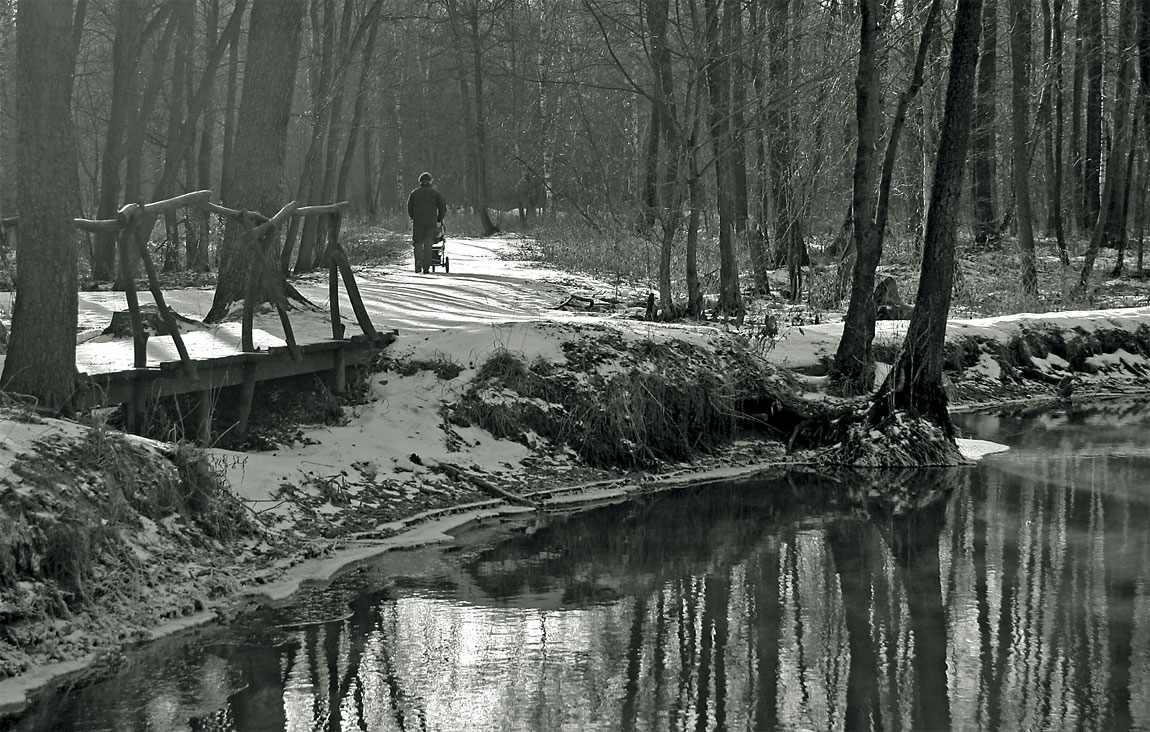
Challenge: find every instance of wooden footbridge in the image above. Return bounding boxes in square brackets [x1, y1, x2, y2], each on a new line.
[51, 190, 397, 442]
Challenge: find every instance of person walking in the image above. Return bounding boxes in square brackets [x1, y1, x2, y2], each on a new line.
[407, 172, 447, 274]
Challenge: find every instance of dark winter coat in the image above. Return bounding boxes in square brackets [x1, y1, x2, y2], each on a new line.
[407, 183, 447, 228]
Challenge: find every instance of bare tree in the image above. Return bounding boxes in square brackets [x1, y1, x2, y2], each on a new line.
[970, 0, 999, 247]
[446, 0, 502, 235]
[701, 0, 743, 317]
[833, 0, 943, 394]
[206, 0, 304, 323]
[1072, 0, 1137, 296]
[871, 0, 985, 436]
[91, 0, 143, 282]
[1010, 0, 1039, 295]
[1, 0, 81, 411]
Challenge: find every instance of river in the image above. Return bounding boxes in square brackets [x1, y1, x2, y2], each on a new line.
[4, 399, 1149, 731]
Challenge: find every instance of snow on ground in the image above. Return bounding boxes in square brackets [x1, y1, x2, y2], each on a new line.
[3, 234, 1149, 516]
[766, 304, 1150, 373]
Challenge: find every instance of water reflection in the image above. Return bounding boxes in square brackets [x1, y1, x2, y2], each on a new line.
[6, 401, 1150, 731]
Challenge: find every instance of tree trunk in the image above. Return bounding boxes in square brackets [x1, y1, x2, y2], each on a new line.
[1045, 0, 1071, 264]
[289, 0, 337, 275]
[641, 101, 661, 235]
[648, 0, 682, 314]
[190, 0, 220, 273]
[161, 0, 195, 273]
[872, 0, 985, 433]
[833, 0, 884, 395]
[1073, 0, 1137, 297]
[703, 0, 743, 316]
[206, 0, 304, 323]
[337, 0, 383, 203]
[970, 0, 999, 247]
[218, 15, 241, 205]
[1070, 0, 1085, 233]
[1081, 0, 1103, 230]
[834, 0, 941, 394]
[726, 0, 752, 291]
[686, 99, 704, 317]
[747, 0, 771, 294]
[446, 0, 498, 235]
[1011, 0, 1039, 295]
[767, 0, 799, 282]
[1, 0, 81, 412]
[92, 0, 143, 283]
[1102, 0, 1138, 264]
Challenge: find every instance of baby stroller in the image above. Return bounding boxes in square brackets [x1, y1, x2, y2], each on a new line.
[428, 222, 449, 273]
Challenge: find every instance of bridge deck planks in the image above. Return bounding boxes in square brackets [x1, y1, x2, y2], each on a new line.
[74, 331, 396, 411]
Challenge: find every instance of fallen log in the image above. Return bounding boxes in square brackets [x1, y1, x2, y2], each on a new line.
[436, 461, 542, 509]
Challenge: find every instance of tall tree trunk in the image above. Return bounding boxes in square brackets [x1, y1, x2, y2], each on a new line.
[970, 0, 999, 246]
[641, 101, 661, 235]
[2, 0, 80, 412]
[747, 0, 771, 294]
[191, 0, 220, 273]
[1073, 0, 1137, 297]
[1069, 0, 1085, 233]
[1011, 0, 1039, 295]
[1081, 0, 1103, 230]
[446, 0, 498, 235]
[834, 0, 942, 394]
[362, 125, 377, 217]
[218, 16, 241, 205]
[206, 0, 304, 323]
[337, 0, 383, 203]
[291, 0, 338, 275]
[92, 0, 143, 282]
[872, 0, 985, 433]
[648, 0, 682, 314]
[703, 0, 743, 316]
[1138, 0, 1150, 273]
[767, 0, 801, 288]
[686, 96, 704, 316]
[726, 0, 752, 290]
[161, 0, 194, 273]
[1102, 0, 1138, 267]
[833, 0, 884, 395]
[1045, 0, 1071, 264]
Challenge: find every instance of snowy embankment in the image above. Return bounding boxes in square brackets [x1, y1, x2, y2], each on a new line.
[1, 234, 1149, 713]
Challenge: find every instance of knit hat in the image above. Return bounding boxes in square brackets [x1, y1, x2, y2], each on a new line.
[419, 172, 433, 184]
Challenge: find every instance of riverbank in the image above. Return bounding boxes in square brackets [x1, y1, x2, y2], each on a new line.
[2, 237, 1150, 717]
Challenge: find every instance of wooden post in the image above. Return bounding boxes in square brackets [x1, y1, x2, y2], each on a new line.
[328, 214, 344, 340]
[333, 345, 347, 393]
[275, 301, 302, 361]
[125, 206, 197, 378]
[235, 360, 259, 438]
[237, 214, 262, 353]
[115, 218, 148, 369]
[130, 374, 147, 435]
[198, 388, 213, 445]
[333, 248, 378, 339]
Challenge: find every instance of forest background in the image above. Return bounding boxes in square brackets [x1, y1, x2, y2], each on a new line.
[0, 0, 1146, 414]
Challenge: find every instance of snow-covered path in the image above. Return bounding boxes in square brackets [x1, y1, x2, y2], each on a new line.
[3, 235, 1150, 377]
[2, 237, 624, 374]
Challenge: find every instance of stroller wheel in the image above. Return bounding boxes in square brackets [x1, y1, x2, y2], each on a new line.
[444, 257, 450, 274]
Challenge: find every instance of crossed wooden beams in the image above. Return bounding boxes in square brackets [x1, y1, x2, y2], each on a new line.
[70, 190, 380, 374]
[62, 191, 389, 440]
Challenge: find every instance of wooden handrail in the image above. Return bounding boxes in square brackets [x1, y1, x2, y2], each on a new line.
[11, 194, 350, 234]
[73, 190, 214, 232]
[294, 201, 350, 216]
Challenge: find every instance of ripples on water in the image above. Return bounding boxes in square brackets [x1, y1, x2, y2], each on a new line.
[6, 400, 1150, 731]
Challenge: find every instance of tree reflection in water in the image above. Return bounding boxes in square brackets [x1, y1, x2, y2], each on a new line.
[8, 402, 1150, 732]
